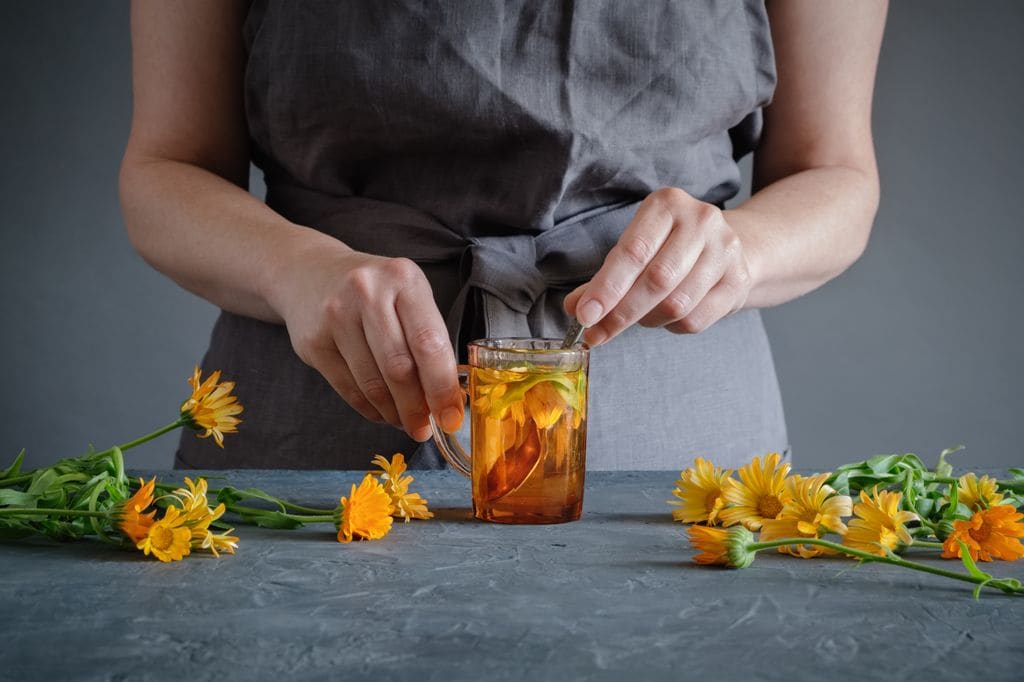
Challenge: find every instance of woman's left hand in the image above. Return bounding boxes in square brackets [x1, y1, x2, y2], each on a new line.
[564, 187, 754, 346]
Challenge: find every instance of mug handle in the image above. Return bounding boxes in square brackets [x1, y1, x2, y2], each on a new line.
[429, 365, 472, 478]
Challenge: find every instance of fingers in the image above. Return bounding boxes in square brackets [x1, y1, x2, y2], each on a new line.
[308, 346, 385, 424]
[571, 192, 676, 329]
[395, 285, 464, 434]
[567, 187, 751, 344]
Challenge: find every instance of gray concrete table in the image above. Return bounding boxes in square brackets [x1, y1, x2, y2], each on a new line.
[2, 470, 1022, 682]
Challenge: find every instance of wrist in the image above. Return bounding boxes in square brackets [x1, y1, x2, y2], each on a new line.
[723, 208, 767, 309]
[258, 223, 354, 322]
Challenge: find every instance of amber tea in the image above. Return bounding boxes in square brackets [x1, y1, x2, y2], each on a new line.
[430, 338, 589, 524]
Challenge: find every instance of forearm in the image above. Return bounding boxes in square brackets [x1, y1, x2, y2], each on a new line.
[727, 162, 879, 309]
[119, 154, 349, 323]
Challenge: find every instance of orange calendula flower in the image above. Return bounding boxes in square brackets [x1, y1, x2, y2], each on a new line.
[137, 505, 192, 562]
[759, 473, 853, 558]
[118, 477, 157, 543]
[669, 458, 734, 525]
[956, 473, 1004, 512]
[336, 474, 394, 543]
[941, 505, 1024, 562]
[371, 453, 433, 522]
[719, 453, 792, 530]
[687, 525, 757, 568]
[180, 367, 243, 448]
[842, 487, 918, 557]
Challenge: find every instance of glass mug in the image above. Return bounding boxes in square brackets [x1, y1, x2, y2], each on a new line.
[430, 338, 589, 524]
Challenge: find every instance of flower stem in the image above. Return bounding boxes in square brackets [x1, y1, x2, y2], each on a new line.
[138, 480, 335, 516]
[912, 540, 945, 549]
[0, 507, 112, 519]
[224, 503, 334, 524]
[91, 419, 185, 459]
[748, 538, 1022, 594]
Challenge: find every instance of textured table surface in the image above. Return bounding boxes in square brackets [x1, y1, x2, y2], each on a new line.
[1, 469, 1022, 682]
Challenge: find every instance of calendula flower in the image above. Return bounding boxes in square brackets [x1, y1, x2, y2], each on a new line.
[669, 458, 734, 525]
[336, 474, 394, 543]
[719, 453, 792, 530]
[172, 476, 229, 546]
[842, 487, 918, 557]
[371, 453, 433, 521]
[687, 526, 757, 568]
[137, 505, 192, 562]
[118, 477, 157, 543]
[200, 528, 240, 558]
[956, 473, 1004, 511]
[180, 367, 243, 448]
[523, 381, 566, 429]
[941, 505, 1024, 562]
[759, 473, 853, 558]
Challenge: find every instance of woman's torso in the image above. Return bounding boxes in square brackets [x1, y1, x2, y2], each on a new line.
[176, 0, 789, 470]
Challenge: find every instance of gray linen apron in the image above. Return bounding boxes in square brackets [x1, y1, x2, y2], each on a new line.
[175, 0, 789, 470]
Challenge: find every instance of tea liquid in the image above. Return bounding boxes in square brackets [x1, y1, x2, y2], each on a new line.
[469, 364, 587, 523]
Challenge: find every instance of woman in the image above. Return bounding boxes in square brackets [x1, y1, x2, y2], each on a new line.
[120, 1, 886, 469]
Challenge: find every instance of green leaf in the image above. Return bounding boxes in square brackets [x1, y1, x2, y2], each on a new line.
[1, 449, 26, 479]
[935, 445, 964, 479]
[216, 486, 286, 512]
[957, 540, 992, 581]
[0, 489, 40, 506]
[238, 510, 305, 529]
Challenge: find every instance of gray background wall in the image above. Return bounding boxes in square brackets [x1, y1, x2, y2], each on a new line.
[1, 1, 1021, 472]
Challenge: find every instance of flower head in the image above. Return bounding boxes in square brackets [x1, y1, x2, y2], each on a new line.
[842, 487, 918, 557]
[941, 505, 1024, 562]
[137, 505, 192, 562]
[956, 473, 1004, 512]
[669, 458, 734, 525]
[171, 476, 229, 545]
[118, 477, 157, 543]
[371, 453, 433, 522]
[687, 526, 756, 568]
[180, 367, 243, 448]
[200, 528, 240, 558]
[336, 474, 394, 542]
[759, 473, 853, 558]
[719, 453, 792, 530]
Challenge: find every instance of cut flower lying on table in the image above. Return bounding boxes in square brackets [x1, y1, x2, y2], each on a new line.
[671, 452, 1024, 598]
[0, 368, 433, 562]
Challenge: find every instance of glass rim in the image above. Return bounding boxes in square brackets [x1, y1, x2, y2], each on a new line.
[468, 337, 590, 353]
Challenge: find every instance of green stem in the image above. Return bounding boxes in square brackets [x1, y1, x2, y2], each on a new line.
[139, 480, 335, 516]
[224, 503, 334, 524]
[91, 419, 185, 459]
[912, 540, 945, 549]
[0, 473, 33, 487]
[0, 507, 112, 519]
[749, 538, 1020, 593]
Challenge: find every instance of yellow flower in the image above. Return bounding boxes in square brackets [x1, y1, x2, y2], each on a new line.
[180, 367, 243, 448]
[669, 458, 734, 525]
[200, 529, 240, 558]
[956, 473, 1004, 511]
[172, 476, 229, 546]
[118, 477, 157, 544]
[137, 506, 192, 562]
[941, 505, 1024, 562]
[759, 473, 853, 558]
[842, 487, 918, 557]
[719, 453, 792, 530]
[523, 381, 566, 429]
[687, 526, 757, 568]
[371, 453, 433, 522]
[337, 474, 394, 542]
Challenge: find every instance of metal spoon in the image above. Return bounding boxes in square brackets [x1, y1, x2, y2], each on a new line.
[561, 318, 585, 348]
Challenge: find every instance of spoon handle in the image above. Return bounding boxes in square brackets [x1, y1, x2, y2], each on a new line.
[561, 318, 585, 348]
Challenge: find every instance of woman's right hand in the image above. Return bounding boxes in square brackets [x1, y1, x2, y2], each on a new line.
[266, 236, 464, 442]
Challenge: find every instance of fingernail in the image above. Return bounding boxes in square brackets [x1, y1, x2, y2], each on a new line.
[441, 406, 463, 433]
[579, 300, 603, 327]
